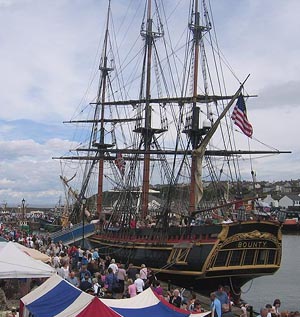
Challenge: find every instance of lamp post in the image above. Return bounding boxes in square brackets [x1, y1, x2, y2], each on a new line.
[81, 197, 86, 248]
[21, 198, 25, 221]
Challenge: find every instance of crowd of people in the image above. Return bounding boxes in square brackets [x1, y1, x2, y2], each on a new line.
[255, 300, 300, 317]
[1, 225, 299, 317]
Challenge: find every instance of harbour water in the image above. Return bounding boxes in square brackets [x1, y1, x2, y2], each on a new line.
[242, 234, 300, 312]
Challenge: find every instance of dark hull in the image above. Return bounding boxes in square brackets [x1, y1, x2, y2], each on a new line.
[39, 219, 62, 232]
[89, 220, 282, 303]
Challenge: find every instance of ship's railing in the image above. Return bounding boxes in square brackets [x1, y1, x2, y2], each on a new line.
[49, 223, 96, 244]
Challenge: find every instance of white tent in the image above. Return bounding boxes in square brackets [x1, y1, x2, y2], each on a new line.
[0, 241, 56, 278]
[0, 241, 51, 263]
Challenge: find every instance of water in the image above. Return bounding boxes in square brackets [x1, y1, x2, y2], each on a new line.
[242, 234, 300, 312]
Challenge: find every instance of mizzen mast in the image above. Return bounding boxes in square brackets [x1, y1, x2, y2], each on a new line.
[187, 0, 211, 214]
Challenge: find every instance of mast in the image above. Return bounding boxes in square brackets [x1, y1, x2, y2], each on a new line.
[141, 0, 153, 219]
[94, 0, 113, 218]
[136, 0, 163, 219]
[185, 0, 212, 214]
[188, 0, 201, 214]
[189, 0, 200, 214]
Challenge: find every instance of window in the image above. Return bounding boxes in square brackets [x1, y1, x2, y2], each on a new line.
[267, 250, 276, 264]
[214, 251, 229, 267]
[243, 249, 255, 265]
[229, 250, 243, 266]
[257, 250, 266, 265]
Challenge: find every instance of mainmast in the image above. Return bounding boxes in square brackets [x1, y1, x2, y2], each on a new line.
[137, 0, 164, 219]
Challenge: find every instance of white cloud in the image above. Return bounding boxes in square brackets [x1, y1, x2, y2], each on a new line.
[0, 0, 299, 207]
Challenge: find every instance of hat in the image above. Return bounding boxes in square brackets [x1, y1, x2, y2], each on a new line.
[141, 264, 146, 268]
[111, 259, 115, 263]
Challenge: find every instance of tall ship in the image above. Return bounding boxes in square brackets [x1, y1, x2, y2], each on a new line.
[56, 0, 290, 302]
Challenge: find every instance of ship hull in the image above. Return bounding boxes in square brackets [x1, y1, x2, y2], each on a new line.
[89, 220, 282, 303]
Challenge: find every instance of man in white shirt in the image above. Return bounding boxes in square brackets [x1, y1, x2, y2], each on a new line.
[134, 274, 144, 294]
[108, 259, 118, 274]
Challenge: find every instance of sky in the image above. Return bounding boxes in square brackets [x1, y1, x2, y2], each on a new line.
[0, 0, 299, 207]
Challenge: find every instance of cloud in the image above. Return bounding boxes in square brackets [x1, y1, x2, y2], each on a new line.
[255, 81, 300, 109]
[0, 132, 74, 205]
[0, 0, 299, 207]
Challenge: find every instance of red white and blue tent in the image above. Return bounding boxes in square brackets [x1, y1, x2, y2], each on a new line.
[20, 274, 94, 317]
[100, 287, 210, 317]
[76, 297, 122, 317]
[21, 274, 211, 317]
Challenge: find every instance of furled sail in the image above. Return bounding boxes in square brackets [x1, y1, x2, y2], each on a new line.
[193, 82, 247, 207]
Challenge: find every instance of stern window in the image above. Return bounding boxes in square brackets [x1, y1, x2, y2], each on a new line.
[244, 249, 255, 265]
[229, 250, 243, 266]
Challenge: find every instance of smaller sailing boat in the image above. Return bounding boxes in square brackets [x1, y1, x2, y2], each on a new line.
[56, 0, 290, 303]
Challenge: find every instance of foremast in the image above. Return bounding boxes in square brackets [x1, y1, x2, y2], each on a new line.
[93, 0, 114, 217]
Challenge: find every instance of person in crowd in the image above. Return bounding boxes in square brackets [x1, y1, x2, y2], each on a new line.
[180, 287, 188, 309]
[66, 271, 79, 287]
[87, 259, 99, 276]
[105, 267, 119, 298]
[168, 289, 182, 308]
[61, 260, 70, 279]
[108, 259, 119, 274]
[139, 264, 148, 282]
[79, 265, 92, 283]
[224, 285, 233, 305]
[52, 253, 60, 268]
[69, 246, 79, 271]
[215, 284, 229, 306]
[134, 274, 144, 294]
[145, 268, 156, 289]
[92, 248, 100, 264]
[257, 308, 268, 317]
[215, 284, 232, 316]
[105, 256, 111, 269]
[81, 251, 89, 266]
[127, 278, 137, 298]
[116, 264, 127, 295]
[188, 293, 197, 311]
[152, 281, 163, 297]
[92, 277, 102, 296]
[191, 299, 203, 313]
[210, 292, 222, 317]
[289, 312, 300, 317]
[78, 246, 84, 263]
[127, 263, 138, 281]
[80, 273, 93, 292]
[240, 303, 248, 317]
[266, 304, 273, 317]
[272, 299, 281, 317]
[0, 280, 8, 311]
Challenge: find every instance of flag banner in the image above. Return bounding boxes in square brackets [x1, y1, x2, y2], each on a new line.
[115, 152, 126, 176]
[231, 94, 253, 137]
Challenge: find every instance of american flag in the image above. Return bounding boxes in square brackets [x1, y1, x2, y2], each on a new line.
[115, 152, 126, 176]
[231, 94, 253, 137]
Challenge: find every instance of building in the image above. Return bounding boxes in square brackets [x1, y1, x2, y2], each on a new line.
[279, 194, 300, 209]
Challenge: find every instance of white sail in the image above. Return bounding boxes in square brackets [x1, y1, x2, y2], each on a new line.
[194, 84, 245, 207]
